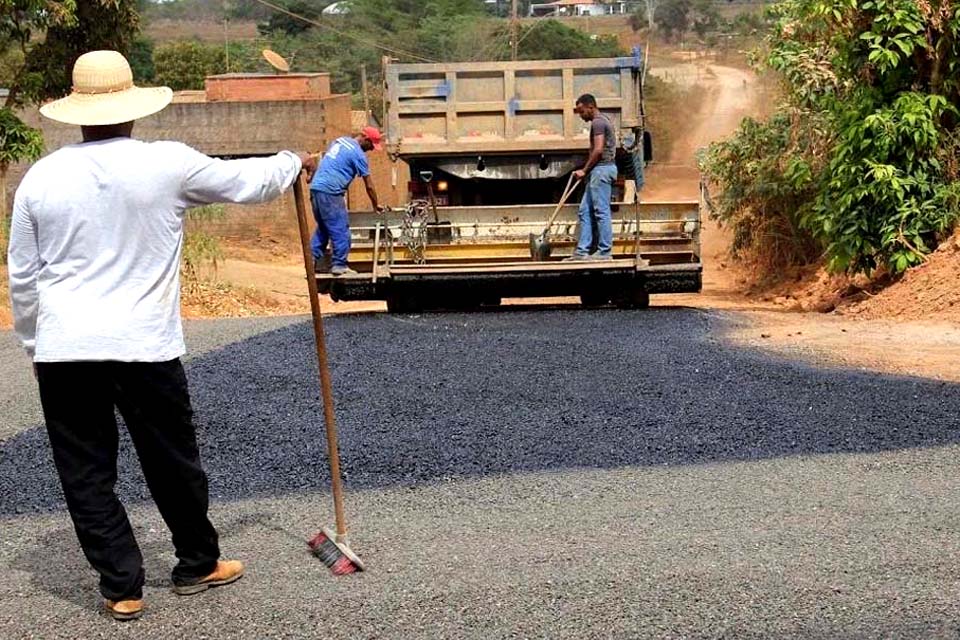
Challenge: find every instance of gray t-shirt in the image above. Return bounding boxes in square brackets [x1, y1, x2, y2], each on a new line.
[590, 114, 616, 165]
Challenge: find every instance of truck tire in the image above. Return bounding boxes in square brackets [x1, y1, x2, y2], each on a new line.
[614, 288, 650, 310]
[386, 294, 421, 314]
[580, 292, 610, 307]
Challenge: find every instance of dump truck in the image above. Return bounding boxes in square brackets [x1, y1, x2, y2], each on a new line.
[315, 51, 702, 312]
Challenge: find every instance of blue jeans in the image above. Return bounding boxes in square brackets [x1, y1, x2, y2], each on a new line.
[574, 164, 617, 256]
[310, 190, 350, 267]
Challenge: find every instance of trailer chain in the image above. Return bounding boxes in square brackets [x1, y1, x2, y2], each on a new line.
[399, 199, 429, 264]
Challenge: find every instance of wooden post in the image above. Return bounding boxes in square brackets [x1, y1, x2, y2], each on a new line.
[223, 14, 230, 72]
[511, 0, 519, 61]
[361, 64, 371, 121]
[381, 55, 390, 137]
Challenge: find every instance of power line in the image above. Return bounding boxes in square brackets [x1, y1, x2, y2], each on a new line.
[249, 0, 438, 63]
[514, 17, 548, 48]
[473, 29, 513, 62]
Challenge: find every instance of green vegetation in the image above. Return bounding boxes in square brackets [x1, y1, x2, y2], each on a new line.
[182, 204, 226, 285]
[129, 35, 156, 83]
[153, 40, 225, 90]
[141, 0, 623, 101]
[701, 0, 960, 277]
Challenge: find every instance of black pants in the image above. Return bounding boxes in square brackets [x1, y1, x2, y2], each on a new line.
[36, 359, 220, 601]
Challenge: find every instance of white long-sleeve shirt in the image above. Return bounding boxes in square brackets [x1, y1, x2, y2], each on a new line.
[7, 137, 302, 362]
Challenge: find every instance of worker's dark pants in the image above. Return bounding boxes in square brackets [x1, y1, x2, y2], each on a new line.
[35, 360, 220, 601]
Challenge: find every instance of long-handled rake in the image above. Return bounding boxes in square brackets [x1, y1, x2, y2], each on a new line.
[292, 176, 365, 575]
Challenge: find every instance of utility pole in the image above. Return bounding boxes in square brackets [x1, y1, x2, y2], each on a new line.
[224, 18, 230, 71]
[511, 0, 519, 61]
[360, 64, 371, 120]
[223, 0, 231, 72]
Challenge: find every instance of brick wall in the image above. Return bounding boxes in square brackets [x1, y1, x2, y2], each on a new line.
[204, 73, 331, 103]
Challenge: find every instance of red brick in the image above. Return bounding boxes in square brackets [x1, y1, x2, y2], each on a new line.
[204, 73, 331, 103]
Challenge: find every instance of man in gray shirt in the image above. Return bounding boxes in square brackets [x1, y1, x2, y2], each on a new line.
[566, 93, 618, 260]
[7, 50, 318, 621]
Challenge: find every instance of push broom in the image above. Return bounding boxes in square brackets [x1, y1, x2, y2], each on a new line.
[292, 175, 365, 575]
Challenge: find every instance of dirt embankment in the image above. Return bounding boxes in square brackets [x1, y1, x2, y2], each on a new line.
[724, 228, 960, 324]
[839, 232, 960, 322]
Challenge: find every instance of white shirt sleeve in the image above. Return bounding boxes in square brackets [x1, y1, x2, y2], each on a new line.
[179, 146, 303, 208]
[7, 188, 41, 358]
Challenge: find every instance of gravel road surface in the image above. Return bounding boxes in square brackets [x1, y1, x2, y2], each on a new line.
[2, 308, 959, 639]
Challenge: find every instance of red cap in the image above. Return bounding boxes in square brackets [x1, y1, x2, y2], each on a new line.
[361, 126, 383, 151]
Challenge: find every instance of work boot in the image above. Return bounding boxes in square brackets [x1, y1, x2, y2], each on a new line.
[562, 254, 590, 262]
[104, 598, 144, 621]
[173, 560, 245, 596]
[589, 253, 613, 261]
[314, 254, 332, 273]
[331, 265, 357, 276]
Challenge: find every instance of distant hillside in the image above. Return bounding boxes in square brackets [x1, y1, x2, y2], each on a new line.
[144, 19, 260, 43]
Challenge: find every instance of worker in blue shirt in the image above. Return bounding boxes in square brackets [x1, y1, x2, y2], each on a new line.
[310, 126, 384, 275]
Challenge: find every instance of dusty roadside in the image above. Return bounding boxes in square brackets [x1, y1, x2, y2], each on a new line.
[0, 267, 10, 329]
[716, 311, 960, 383]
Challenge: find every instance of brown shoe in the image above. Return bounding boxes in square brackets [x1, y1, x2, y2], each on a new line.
[104, 598, 143, 621]
[173, 559, 245, 596]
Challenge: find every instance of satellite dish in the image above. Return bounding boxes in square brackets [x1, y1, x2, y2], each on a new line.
[262, 49, 290, 73]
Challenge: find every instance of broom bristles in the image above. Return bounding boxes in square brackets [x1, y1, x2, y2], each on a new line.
[308, 530, 362, 575]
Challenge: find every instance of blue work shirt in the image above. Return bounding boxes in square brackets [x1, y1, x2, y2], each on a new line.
[309, 136, 370, 196]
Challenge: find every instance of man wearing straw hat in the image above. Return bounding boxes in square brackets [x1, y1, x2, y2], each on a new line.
[6, 50, 318, 621]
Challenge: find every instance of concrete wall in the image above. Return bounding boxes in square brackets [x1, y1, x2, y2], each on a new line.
[18, 93, 353, 158]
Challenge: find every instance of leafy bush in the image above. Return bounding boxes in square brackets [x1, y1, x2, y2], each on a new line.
[153, 41, 225, 91]
[129, 36, 156, 84]
[809, 92, 959, 273]
[701, 0, 960, 276]
[182, 204, 226, 286]
[0, 109, 44, 264]
[700, 111, 823, 272]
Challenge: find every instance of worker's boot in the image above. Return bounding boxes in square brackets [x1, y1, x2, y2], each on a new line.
[314, 253, 332, 273]
[589, 253, 613, 261]
[104, 598, 144, 621]
[562, 253, 590, 262]
[173, 559, 245, 596]
[331, 265, 357, 276]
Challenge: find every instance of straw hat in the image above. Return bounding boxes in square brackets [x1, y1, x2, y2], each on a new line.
[40, 50, 173, 126]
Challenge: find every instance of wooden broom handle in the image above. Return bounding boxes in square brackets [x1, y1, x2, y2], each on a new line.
[292, 177, 349, 540]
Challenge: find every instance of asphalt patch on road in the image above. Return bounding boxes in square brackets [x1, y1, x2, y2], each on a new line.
[2, 308, 958, 517]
